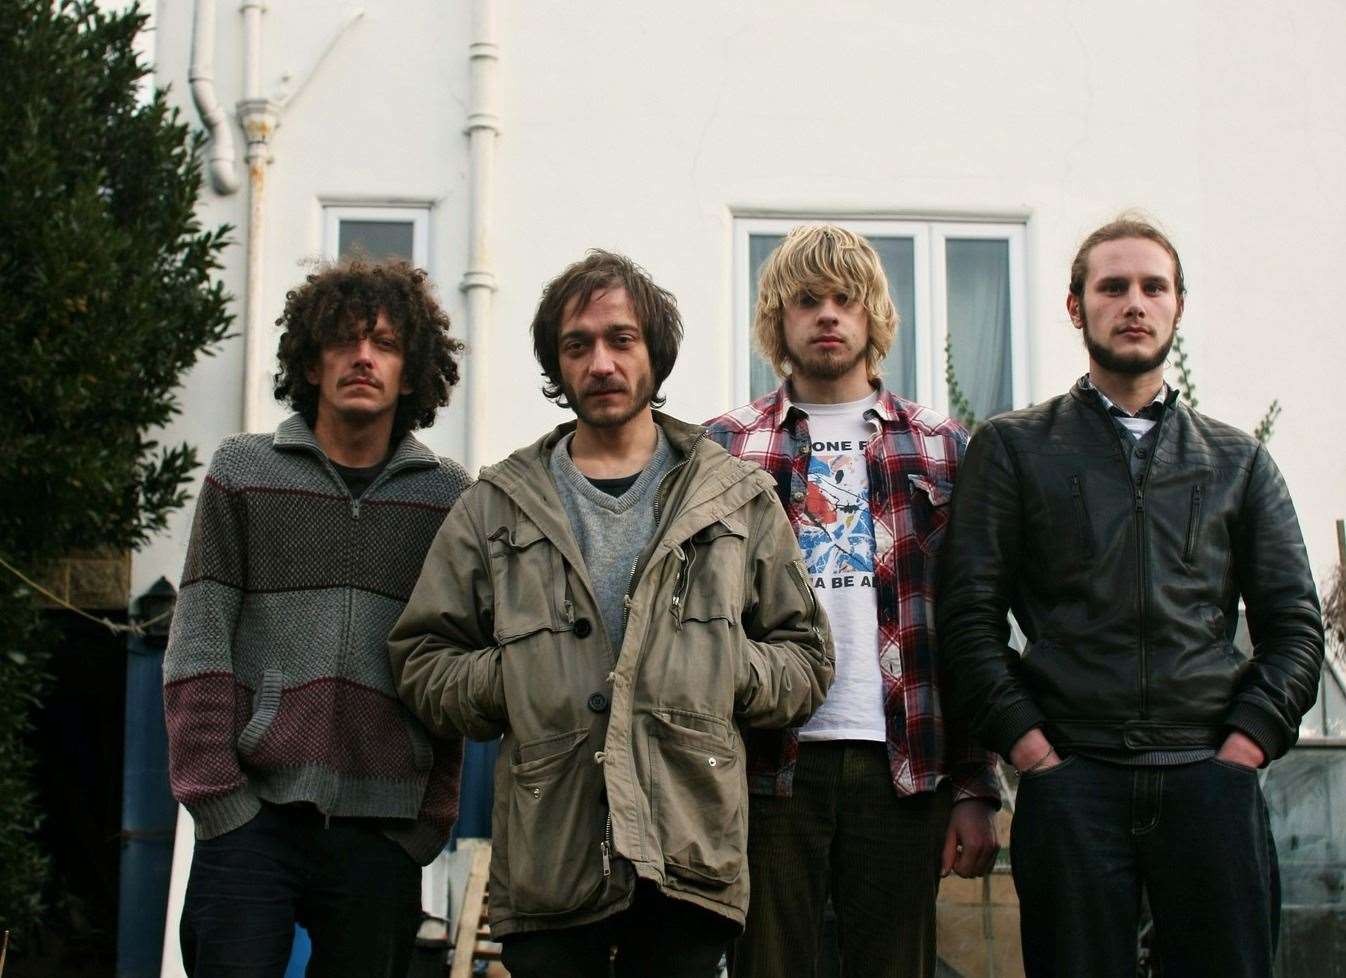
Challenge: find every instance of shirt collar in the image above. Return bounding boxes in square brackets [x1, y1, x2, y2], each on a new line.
[1079, 374, 1169, 419]
[772, 377, 896, 429]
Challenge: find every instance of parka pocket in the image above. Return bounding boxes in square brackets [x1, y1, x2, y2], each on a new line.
[506, 728, 606, 916]
[488, 519, 566, 644]
[676, 518, 747, 627]
[909, 475, 953, 556]
[237, 669, 285, 757]
[646, 712, 745, 885]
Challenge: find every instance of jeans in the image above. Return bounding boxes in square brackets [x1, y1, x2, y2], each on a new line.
[731, 741, 950, 978]
[1011, 754, 1279, 978]
[499, 881, 738, 978]
[180, 802, 423, 978]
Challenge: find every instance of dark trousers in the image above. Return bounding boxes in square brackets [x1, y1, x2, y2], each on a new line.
[1011, 754, 1279, 978]
[732, 741, 950, 978]
[499, 881, 738, 978]
[180, 802, 423, 978]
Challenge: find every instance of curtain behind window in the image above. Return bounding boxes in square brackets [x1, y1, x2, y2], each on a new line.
[945, 238, 1012, 420]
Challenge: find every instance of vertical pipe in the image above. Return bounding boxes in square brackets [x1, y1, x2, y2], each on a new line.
[189, 0, 240, 195]
[460, 0, 501, 473]
[238, 1, 278, 432]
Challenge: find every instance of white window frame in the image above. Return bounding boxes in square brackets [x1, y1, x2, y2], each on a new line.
[732, 217, 1028, 415]
[321, 204, 430, 266]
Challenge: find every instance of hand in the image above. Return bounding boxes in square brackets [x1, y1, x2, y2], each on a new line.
[1216, 730, 1265, 769]
[1008, 728, 1059, 775]
[941, 799, 999, 878]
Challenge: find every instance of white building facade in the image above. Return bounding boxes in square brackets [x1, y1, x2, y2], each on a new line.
[138, 1, 1346, 974]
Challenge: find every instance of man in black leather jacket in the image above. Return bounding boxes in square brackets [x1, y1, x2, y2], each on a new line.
[937, 216, 1324, 978]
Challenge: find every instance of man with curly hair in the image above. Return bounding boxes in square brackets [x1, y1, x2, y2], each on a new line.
[164, 259, 471, 977]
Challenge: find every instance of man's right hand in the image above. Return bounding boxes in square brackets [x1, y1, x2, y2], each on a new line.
[1009, 728, 1059, 775]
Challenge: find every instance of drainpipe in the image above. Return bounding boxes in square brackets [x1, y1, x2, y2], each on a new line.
[189, 0, 240, 195]
[238, 0, 281, 432]
[461, 0, 501, 473]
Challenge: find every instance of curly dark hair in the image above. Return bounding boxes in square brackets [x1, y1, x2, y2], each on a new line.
[273, 258, 463, 438]
[530, 250, 683, 409]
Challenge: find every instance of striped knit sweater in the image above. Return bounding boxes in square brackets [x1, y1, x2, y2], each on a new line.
[163, 415, 471, 864]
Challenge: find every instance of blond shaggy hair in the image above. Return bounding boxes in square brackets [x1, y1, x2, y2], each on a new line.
[754, 224, 898, 380]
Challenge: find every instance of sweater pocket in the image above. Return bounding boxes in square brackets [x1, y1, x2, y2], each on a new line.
[237, 669, 285, 757]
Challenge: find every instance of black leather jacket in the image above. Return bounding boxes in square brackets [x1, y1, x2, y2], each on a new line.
[937, 380, 1323, 762]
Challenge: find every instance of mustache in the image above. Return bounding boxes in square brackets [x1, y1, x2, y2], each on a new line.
[583, 380, 628, 396]
[1112, 319, 1154, 336]
[339, 373, 382, 389]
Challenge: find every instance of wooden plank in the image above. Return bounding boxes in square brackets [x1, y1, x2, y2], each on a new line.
[449, 841, 493, 978]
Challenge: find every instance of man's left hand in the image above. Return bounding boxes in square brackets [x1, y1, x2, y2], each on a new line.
[1216, 730, 1266, 769]
[941, 799, 999, 879]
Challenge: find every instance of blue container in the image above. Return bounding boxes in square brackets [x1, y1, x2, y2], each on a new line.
[115, 632, 178, 977]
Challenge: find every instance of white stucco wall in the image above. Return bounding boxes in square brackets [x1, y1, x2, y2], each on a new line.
[137, 0, 1345, 592]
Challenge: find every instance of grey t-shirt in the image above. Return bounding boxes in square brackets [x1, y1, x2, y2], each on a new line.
[548, 428, 676, 654]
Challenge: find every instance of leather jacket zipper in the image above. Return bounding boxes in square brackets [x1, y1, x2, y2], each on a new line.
[1183, 485, 1203, 564]
[1070, 476, 1096, 558]
[1092, 398, 1170, 719]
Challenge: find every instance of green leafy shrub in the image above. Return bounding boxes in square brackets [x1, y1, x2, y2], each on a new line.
[0, 0, 232, 943]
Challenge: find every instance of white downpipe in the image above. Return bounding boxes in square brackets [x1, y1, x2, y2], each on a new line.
[238, 1, 280, 432]
[461, 0, 501, 474]
[189, 0, 240, 195]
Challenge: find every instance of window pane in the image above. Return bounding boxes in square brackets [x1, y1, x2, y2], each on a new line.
[747, 233, 916, 401]
[338, 220, 415, 262]
[748, 235, 783, 400]
[945, 238, 1012, 420]
[871, 236, 916, 399]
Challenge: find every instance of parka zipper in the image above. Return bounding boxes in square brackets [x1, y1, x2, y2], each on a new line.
[620, 434, 704, 630]
[600, 812, 613, 877]
[671, 542, 697, 628]
[608, 433, 705, 880]
[1183, 485, 1203, 565]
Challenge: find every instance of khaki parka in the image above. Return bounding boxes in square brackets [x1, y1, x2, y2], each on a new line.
[389, 414, 834, 936]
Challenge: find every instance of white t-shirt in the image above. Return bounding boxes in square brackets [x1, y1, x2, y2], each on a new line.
[793, 393, 887, 743]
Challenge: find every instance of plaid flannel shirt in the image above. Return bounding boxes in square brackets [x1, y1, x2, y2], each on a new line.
[705, 381, 1000, 806]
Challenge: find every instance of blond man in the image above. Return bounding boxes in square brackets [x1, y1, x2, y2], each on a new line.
[706, 225, 1000, 978]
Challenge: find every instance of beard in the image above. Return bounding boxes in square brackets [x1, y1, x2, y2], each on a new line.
[787, 343, 867, 383]
[1081, 313, 1175, 376]
[565, 371, 656, 429]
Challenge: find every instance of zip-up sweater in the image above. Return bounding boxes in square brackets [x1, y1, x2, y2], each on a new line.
[163, 415, 471, 864]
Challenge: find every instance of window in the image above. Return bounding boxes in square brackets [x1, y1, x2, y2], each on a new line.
[322, 205, 430, 265]
[734, 218, 1028, 421]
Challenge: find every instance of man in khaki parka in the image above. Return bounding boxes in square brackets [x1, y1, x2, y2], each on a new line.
[388, 250, 834, 978]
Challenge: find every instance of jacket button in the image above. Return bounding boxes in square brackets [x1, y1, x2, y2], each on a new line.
[1135, 447, 1148, 459]
[573, 618, 593, 638]
[791, 489, 805, 503]
[798, 443, 811, 455]
[587, 692, 609, 713]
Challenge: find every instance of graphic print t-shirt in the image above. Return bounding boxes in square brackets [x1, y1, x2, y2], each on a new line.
[794, 393, 886, 742]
